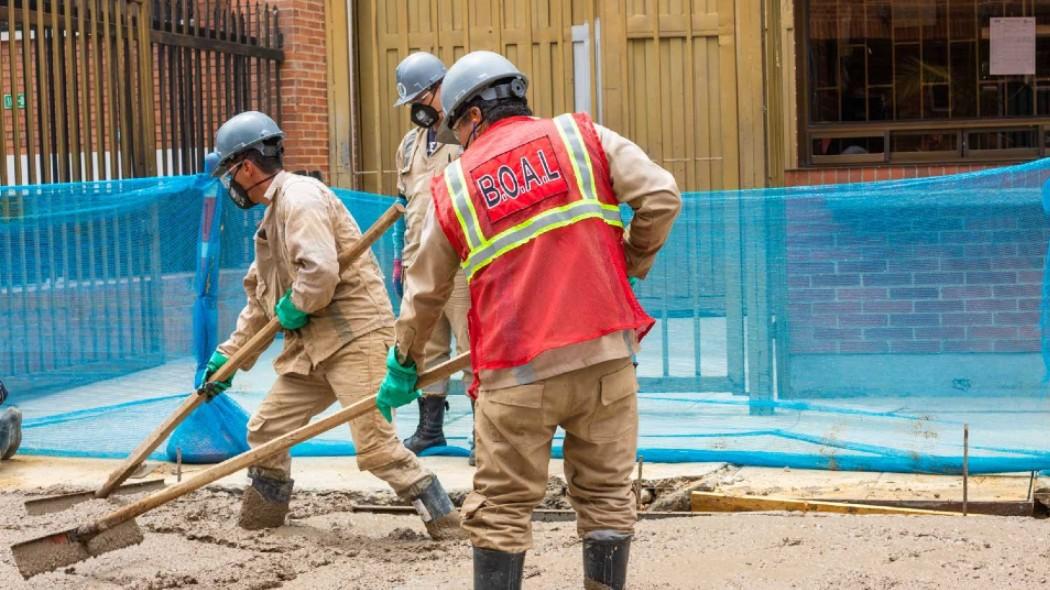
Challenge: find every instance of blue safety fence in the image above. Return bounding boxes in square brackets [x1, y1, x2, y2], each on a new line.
[5, 158, 1050, 473]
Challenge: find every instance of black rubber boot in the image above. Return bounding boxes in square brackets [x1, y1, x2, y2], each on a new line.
[400, 475, 467, 540]
[473, 546, 525, 590]
[0, 407, 21, 460]
[582, 530, 632, 590]
[238, 467, 294, 530]
[404, 395, 447, 454]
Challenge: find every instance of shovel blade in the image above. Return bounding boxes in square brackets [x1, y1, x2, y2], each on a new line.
[11, 519, 144, 579]
[24, 479, 167, 516]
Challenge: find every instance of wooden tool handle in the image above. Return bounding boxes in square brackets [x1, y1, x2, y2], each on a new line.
[93, 352, 471, 533]
[94, 202, 406, 499]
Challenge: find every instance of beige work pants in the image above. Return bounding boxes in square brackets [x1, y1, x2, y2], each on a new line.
[418, 270, 473, 395]
[461, 357, 639, 553]
[246, 327, 429, 495]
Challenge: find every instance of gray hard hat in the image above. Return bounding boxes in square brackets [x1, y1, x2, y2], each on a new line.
[211, 111, 284, 177]
[436, 51, 528, 144]
[393, 52, 446, 107]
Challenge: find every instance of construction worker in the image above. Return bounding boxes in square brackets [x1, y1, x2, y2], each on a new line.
[390, 52, 474, 458]
[204, 111, 462, 540]
[0, 380, 21, 460]
[377, 51, 681, 589]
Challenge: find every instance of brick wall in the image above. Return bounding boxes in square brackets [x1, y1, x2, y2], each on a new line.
[785, 163, 1047, 358]
[271, 0, 330, 180]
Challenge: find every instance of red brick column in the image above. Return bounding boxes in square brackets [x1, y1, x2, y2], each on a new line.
[271, 0, 329, 180]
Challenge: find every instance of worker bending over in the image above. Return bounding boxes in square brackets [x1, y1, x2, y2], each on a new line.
[377, 52, 681, 589]
[204, 111, 462, 540]
[390, 52, 474, 459]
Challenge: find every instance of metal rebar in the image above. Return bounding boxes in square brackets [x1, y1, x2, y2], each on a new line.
[962, 424, 969, 517]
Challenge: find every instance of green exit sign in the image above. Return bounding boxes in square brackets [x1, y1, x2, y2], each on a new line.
[3, 94, 25, 110]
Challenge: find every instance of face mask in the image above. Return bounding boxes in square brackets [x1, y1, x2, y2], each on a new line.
[227, 179, 256, 209]
[221, 163, 256, 209]
[411, 102, 440, 128]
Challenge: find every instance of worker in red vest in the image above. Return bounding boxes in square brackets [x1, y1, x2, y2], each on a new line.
[377, 51, 681, 589]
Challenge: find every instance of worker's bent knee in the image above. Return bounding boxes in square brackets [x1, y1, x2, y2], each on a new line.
[461, 492, 539, 553]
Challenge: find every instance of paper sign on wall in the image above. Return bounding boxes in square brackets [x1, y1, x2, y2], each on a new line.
[990, 17, 1035, 76]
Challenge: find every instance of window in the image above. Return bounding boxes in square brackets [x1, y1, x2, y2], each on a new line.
[802, 0, 1050, 164]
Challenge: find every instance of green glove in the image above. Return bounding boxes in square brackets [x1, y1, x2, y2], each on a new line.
[628, 276, 639, 288]
[376, 347, 421, 422]
[275, 289, 309, 330]
[203, 351, 234, 395]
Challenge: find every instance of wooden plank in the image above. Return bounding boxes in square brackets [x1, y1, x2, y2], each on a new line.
[34, 0, 52, 182]
[691, 492, 960, 516]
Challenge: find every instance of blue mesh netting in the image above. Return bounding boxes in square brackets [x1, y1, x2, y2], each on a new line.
[4, 159, 1050, 473]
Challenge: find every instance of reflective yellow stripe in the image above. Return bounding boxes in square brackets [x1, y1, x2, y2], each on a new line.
[552, 114, 599, 201]
[445, 160, 483, 250]
[446, 114, 617, 281]
[462, 200, 622, 279]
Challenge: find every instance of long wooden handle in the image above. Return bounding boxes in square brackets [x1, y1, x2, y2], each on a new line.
[92, 352, 471, 533]
[95, 202, 406, 498]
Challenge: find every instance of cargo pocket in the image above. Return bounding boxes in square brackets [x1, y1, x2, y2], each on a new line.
[480, 383, 544, 443]
[460, 492, 488, 525]
[588, 363, 638, 442]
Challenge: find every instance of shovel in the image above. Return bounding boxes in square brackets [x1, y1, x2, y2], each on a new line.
[23, 202, 406, 516]
[11, 351, 471, 579]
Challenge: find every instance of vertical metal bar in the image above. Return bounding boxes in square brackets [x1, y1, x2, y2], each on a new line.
[58, 218, 72, 368]
[77, 0, 95, 181]
[962, 423, 970, 516]
[73, 215, 87, 366]
[264, 3, 271, 115]
[273, 8, 280, 124]
[149, 201, 164, 359]
[204, 0, 215, 153]
[35, 0, 53, 182]
[63, 0, 82, 181]
[195, 1, 205, 172]
[86, 214, 100, 361]
[113, 0, 130, 178]
[20, 0, 37, 184]
[102, 0, 119, 179]
[8, 1, 24, 185]
[50, 0, 70, 181]
[98, 215, 113, 359]
[0, 6, 10, 186]
[158, 40, 169, 176]
[90, 0, 106, 179]
[125, 1, 141, 177]
[122, 209, 138, 356]
[19, 219, 33, 371]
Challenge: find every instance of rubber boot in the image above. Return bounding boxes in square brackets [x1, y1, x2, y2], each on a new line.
[403, 395, 447, 454]
[468, 398, 477, 466]
[238, 467, 294, 530]
[582, 530, 632, 590]
[0, 407, 21, 460]
[401, 475, 467, 540]
[473, 547, 525, 590]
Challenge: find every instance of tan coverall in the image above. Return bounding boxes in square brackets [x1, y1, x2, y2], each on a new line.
[396, 124, 682, 552]
[396, 127, 472, 394]
[219, 171, 430, 494]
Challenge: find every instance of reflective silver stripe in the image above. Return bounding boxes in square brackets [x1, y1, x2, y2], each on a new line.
[462, 201, 622, 279]
[553, 114, 598, 201]
[445, 160, 483, 250]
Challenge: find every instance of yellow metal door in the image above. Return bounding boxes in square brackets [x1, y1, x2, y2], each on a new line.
[343, 0, 769, 193]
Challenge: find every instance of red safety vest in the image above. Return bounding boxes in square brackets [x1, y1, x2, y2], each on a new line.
[431, 113, 654, 385]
